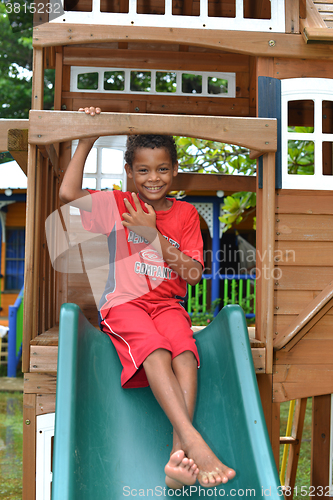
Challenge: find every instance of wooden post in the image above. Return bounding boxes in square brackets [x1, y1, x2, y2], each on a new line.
[311, 394, 331, 497]
[257, 374, 280, 470]
[260, 152, 276, 374]
[22, 394, 36, 500]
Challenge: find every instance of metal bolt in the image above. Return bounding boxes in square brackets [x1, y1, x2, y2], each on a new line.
[265, 141, 269, 144]
[135, 107, 140, 112]
[275, 332, 279, 335]
[61, 104, 67, 110]
[268, 39, 276, 47]
[275, 306, 279, 310]
[33, 365, 38, 368]
[276, 219, 280, 222]
[25, 420, 31, 425]
[276, 232, 280, 235]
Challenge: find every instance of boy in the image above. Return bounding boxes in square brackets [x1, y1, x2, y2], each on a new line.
[59, 106, 236, 489]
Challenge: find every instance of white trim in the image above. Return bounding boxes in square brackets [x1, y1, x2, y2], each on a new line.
[102, 318, 139, 370]
[70, 67, 236, 99]
[51, 0, 285, 32]
[281, 78, 333, 190]
[36, 413, 55, 500]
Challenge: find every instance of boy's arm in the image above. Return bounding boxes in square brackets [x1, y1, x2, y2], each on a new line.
[122, 194, 203, 286]
[59, 107, 101, 211]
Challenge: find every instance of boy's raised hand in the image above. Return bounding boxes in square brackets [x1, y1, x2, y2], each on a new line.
[78, 107, 101, 145]
[122, 193, 157, 242]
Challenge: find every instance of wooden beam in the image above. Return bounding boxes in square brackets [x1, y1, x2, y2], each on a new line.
[62, 46, 250, 72]
[128, 172, 256, 193]
[7, 129, 28, 175]
[22, 394, 36, 500]
[0, 119, 29, 153]
[29, 110, 277, 152]
[261, 152, 276, 374]
[33, 24, 333, 59]
[311, 395, 331, 493]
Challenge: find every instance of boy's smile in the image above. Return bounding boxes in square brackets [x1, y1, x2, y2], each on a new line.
[125, 147, 178, 211]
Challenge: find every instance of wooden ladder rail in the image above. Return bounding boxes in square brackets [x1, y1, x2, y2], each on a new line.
[279, 398, 308, 500]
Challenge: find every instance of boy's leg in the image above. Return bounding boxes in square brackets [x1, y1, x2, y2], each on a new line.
[142, 348, 236, 487]
[165, 351, 199, 488]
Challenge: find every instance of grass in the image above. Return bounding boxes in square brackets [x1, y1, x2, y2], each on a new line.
[0, 392, 313, 500]
[0, 392, 23, 500]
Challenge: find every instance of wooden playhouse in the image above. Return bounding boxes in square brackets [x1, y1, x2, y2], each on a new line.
[2, 0, 333, 497]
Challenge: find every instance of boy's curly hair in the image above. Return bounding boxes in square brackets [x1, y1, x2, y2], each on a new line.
[124, 135, 177, 168]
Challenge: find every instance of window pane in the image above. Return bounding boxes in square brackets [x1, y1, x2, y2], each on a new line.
[104, 71, 125, 91]
[82, 177, 96, 189]
[77, 72, 99, 90]
[208, 77, 228, 95]
[101, 178, 123, 190]
[182, 74, 202, 94]
[101, 149, 124, 174]
[322, 101, 333, 133]
[288, 140, 314, 175]
[323, 142, 333, 175]
[156, 72, 177, 93]
[130, 71, 151, 92]
[288, 100, 314, 132]
[83, 148, 97, 174]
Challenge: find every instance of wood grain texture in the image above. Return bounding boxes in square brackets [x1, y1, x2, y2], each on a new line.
[29, 110, 277, 151]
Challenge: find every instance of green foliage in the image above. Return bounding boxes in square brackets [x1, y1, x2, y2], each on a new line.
[189, 285, 221, 326]
[219, 191, 256, 232]
[287, 127, 314, 175]
[175, 136, 256, 175]
[0, 3, 54, 123]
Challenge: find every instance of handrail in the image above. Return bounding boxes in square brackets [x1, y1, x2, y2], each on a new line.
[7, 285, 24, 377]
[274, 280, 333, 351]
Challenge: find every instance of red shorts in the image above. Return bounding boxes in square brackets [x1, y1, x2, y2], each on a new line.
[100, 299, 200, 388]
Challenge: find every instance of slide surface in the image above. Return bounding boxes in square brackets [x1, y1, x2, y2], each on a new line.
[52, 303, 281, 499]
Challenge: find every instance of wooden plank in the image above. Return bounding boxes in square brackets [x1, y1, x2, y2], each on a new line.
[22, 394, 36, 500]
[275, 339, 333, 364]
[257, 374, 280, 468]
[24, 372, 57, 393]
[31, 48, 44, 110]
[29, 110, 277, 151]
[30, 346, 58, 372]
[30, 326, 59, 346]
[54, 47, 63, 111]
[305, 0, 327, 26]
[273, 380, 333, 402]
[260, 152, 276, 373]
[276, 213, 333, 241]
[274, 298, 333, 351]
[36, 394, 56, 415]
[128, 172, 256, 193]
[63, 46, 250, 72]
[33, 24, 333, 60]
[275, 290, 317, 315]
[311, 395, 331, 495]
[70, 94, 250, 117]
[22, 144, 37, 373]
[252, 348, 266, 373]
[285, 0, 300, 32]
[7, 129, 28, 175]
[0, 119, 29, 153]
[274, 363, 333, 383]
[276, 190, 333, 215]
[285, 398, 307, 491]
[274, 57, 333, 79]
[275, 266, 333, 291]
[275, 241, 333, 266]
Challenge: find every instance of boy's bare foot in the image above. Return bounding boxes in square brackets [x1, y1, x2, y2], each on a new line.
[184, 433, 236, 487]
[165, 450, 199, 489]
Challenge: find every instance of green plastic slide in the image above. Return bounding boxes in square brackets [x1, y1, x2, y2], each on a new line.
[52, 303, 281, 499]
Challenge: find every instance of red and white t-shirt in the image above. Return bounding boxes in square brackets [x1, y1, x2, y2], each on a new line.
[80, 190, 204, 319]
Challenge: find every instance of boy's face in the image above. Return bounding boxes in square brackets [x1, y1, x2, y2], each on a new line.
[125, 147, 178, 209]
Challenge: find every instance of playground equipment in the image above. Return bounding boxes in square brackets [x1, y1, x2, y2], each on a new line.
[1, 1, 333, 498]
[52, 303, 280, 499]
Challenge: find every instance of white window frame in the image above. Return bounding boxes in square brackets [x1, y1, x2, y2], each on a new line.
[50, 0, 285, 32]
[70, 67, 236, 99]
[281, 78, 333, 190]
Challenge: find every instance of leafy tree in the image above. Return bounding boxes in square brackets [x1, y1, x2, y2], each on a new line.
[0, 2, 54, 163]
